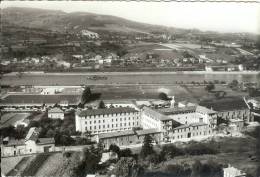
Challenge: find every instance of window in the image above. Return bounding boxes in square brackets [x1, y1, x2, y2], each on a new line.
[94, 120, 96, 123]
[107, 125, 110, 128]
[99, 120, 101, 123]
[103, 120, 105, 123]
[90, 121, 92, 124]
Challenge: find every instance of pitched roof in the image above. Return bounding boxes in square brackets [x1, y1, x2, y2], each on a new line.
[142, 107, 172, 121]
[173, 122, 208, 130]
[196, 105, 216, 114]
[98, 130, 135, 139]
[199, 97, 248, 112]
[48, 107, 64, 113]
[25, 127, 40, 141]
[136, 128, 161, 136]
[3, 139, 25, 147]
[36, 138, 55, 145]
[78, 107, 138, 117]
[158, 106, 196, 115]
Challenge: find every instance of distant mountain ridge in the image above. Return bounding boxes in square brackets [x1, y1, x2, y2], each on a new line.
[2, 7, 179, 34]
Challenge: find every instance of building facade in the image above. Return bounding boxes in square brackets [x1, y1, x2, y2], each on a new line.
[169, 123, 214, 141]
[75, 107, 141, 134]
[48, 107, 64, 120]
[97, 128, 162, 149]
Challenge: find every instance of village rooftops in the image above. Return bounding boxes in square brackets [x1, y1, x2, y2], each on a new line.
[98, 130, 135, 139]
[142, 107, 172, 121]
[48, 107, 64, 113]
[78, 107, 138, 117]
[199, 97, 248, 112]
[136, 128, 161, 136]
[173, 122, 208, 130]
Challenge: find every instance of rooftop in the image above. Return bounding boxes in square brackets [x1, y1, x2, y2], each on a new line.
[2, 139, 25, 147]
[98, 130, 135, 139]
[48, 107, 64, 113]
[199, 97, 248, 112]
[36, 138, 55, 145]
[158, 106, 196, 115]
[78, 107, 138, 117]
[25, 127, 40, 141]
[196, 105, 216, 114]
[0, 94, 81, 106]
[142, 107, 172, 121]
[136, 128, 161, 136]
[173, 122, 208, 130]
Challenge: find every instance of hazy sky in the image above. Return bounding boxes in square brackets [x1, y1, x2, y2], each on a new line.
[2, 1, 260, 34]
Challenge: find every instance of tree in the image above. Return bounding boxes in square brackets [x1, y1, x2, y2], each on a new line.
[140, 135, 154, 158]
[109, 144, 120, 154]
[98, 100, 106, 109]
[205, 83, 215, 92]
[119, 148, 133, 158]
[228, 79, 239, 90]
[158, 92, 169, 101]
[191, 160, 202, 177]
[81, 86, 91, 104]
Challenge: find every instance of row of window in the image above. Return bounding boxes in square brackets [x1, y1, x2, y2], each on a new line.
[85, 122, 139, 130]
[89, 127, 132, 134]
[84, 117, 138, 124]
[172, 131, 211, 139]
[84, 112, 138, 118]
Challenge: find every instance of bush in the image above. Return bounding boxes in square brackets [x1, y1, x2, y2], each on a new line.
[158, 92, 169, 101]
[185, 143, 218, 155]
[160, 144, 185, 159]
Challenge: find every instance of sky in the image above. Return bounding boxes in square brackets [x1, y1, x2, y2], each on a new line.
[2, 1, 260, 34]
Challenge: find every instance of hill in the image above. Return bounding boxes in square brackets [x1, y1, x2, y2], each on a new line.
[1, 7, 177, 35]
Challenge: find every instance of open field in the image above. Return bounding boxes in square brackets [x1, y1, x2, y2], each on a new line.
[0, 113, 30, 128]
[0, 94, 81, 106]
[0, 84, 249, 106]
[1, 156, 24, 175]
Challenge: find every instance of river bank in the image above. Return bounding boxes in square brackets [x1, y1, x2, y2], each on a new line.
[3, 70, 260, 76]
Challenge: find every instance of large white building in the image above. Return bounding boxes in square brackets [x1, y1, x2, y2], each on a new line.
[48, 107, 64, 120]
[75, 107, 141, 134]
[223, 165, 246, 177]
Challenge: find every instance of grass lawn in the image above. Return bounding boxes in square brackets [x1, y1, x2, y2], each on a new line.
[1, 156, 24, 175]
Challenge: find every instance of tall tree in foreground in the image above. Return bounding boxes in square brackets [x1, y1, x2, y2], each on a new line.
[81, 86, 91, 104]
[98, 100, 106, 109]
[140, 134, 154, 159]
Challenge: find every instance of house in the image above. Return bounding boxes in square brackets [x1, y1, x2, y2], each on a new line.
[48, 107, 64, 120]
[1, 127, 55, 157]
[223, 165, 246, 177]
[99, 151, 118, 164]
[24, 127, 55, 154]
[1, 138, 26, 157]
